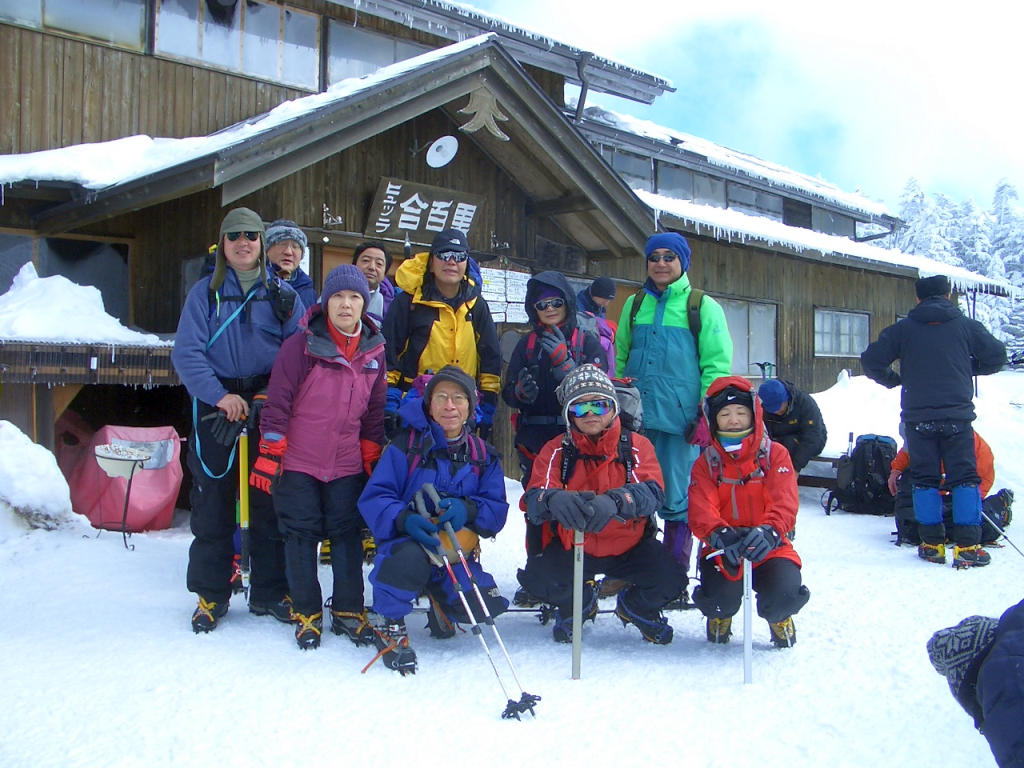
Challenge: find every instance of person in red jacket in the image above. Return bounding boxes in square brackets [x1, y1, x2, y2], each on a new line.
[689, 375, 811, 648]
[519, 364, 687, 645]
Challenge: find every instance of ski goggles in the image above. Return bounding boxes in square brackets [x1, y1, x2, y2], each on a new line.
[568, 398, 616, 418]
[225, 231, 261, 242]
[533, 297, 566, 311]
[434, 250, 469, 263]
[647, 251, 678, 263]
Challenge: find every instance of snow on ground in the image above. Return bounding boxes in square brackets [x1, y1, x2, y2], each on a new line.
[0, 420, 74, 538]
[1, 374, 1022, 767]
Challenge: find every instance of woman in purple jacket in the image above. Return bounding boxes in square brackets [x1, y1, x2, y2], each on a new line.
[253, 265, 387, 650]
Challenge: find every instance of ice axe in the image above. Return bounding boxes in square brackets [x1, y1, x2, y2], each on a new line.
[238, 427, 251, 599]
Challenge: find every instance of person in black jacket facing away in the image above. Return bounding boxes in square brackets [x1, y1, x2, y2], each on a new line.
[927, 598, 1024, 767]
[757, 379, 828, 473]
[860, 275, 1006, 568]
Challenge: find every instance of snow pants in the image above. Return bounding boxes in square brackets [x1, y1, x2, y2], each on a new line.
[694, 556, 809, 624]
[186, 397, 287, 606]
[906, 419, 982, 546]
[272, 470, 367, 617]
[648, 428, 698, 570]
[516, 536, 687, 615]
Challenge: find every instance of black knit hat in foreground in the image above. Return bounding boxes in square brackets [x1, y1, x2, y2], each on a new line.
[916, 274, 951, 300]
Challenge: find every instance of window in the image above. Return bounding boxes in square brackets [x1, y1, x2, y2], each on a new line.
[719, 297, 777, 377]
[327, 21, 429, 84]
[155, 0, 320, 90]
[693, 173, 726, 208]
[0, 0, 146, 49]
[815, 309, 869, 357]
[727, 183, 783, 222]
[783, 198, 812, 229]
[812, 207, 856, 238]
[611, 149, 653, 192]
[656, 162, 693, 201]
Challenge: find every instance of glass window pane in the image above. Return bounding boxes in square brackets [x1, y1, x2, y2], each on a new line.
[812, 207, 856, 238]
[693, 173, 725, 208]
[44, 0, 145, 49]
[282, 8, 318, 90]
[395, 38, 429, 63]
[720, 299, 750, 375]
[242, 1, 280, 82]
[656, 162, 693, 200]
[156, 0, 200, 60]
[612, 150, 652, 192]
[201, 0, 241, 71]
[749, 302, 776, 368]
[815, 309, 868, 357]
[328, 21, 396, 84]
[0, 0, 42, 26]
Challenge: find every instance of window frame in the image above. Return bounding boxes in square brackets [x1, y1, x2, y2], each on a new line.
[813, 307, 870, 358]
[0, 0, 148, 52]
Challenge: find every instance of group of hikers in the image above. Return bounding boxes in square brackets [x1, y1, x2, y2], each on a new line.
[169, 207, 1019, 763]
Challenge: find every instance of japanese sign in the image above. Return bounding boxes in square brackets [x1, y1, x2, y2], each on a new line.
[364, 178, 485, 245]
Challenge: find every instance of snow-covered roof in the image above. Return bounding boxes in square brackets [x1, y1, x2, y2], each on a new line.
[581, 105, 892, 220]
[0, 35, 498, 192]
[638, 190, 1013, 296]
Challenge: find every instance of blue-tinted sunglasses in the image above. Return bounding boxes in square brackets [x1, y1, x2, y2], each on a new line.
[534, 298, 566, 311]
[647, 251, 678, 263]
[568, 398, 616, 418]
[435, 250, 469, 263]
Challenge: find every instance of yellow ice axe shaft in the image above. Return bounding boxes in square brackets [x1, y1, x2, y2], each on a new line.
[238, 427, 251, 595]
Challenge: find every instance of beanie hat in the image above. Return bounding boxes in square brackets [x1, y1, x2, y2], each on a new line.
[212, 207, 266, 293]
[927, 615, 998, 724]
[424, 365, 478, 414]
[706, 385, 754, 427]
[535, 287, 562, 304]
[916, 274, 951, 300]
[431, 228, 469, 256]
[353, 241, 393, 274]
[590, 276, 616, 300]
[321, 264, 371, 314]
[265, 219, 308, 251]
[557, 364, 619, 426]
[644, 232, 692, 272]
[758, 380, 790, 413]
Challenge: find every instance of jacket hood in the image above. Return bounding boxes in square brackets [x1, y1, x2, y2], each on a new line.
[908, 296, 962, 324]
[703, 375, 766, 462]
[395, 250, 480, 302]
[525, 271, 578, 328]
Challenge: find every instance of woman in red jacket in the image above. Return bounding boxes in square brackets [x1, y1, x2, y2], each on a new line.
[520, 364, 687, 645]
[689, 375, 810, 648]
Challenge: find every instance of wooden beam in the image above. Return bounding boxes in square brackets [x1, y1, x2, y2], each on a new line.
[526, 193, 595, 218]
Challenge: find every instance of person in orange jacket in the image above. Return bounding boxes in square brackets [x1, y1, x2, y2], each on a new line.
[688, 375, 811, 648]
[519, 364, 687, 645]
[888, 431, 995, 498]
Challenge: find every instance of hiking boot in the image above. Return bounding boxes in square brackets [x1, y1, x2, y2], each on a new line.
[249, 596, 295, 623]
[192, 597, 228, 634]
[371, 617, 417, 675]
[614, 590, 673, 644]
[425, 596, 458, 640]
[918, 542, 946, 564]
[319, 539, 331, 565]
[229, 554, 244, 594]
[598, 577, 629, 598]
[327, 602, 375, 646]
[664, 587, 697, 611]
[294, 611, 323, 650]
[952, 544, 991, 569]
[706, 616, 732, 644]
[513, 586, 542, 608]
[362, 529, 377, 564]
[551, 582, 599, 644]
[769, 616, 797, 648]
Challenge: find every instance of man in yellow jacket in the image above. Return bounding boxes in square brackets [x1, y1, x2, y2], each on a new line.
[382, 229, 501, 438]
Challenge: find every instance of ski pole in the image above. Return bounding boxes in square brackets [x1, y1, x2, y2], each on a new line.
[238, 426, 251, 600]
[743, 558, 753, 685]
[982, 508, 1024, 559]
[572, 528, 584, 680]
[422, 485, 540, 718]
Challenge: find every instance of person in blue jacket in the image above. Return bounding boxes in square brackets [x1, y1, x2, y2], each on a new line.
[264, 219, 317, 309]
[358, 365, 509, 675]
[928, 598, 1024, 767]
[172, 207, 305, 634]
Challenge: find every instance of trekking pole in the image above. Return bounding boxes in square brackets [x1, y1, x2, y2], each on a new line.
[572, 528, 584, 681]
[982, 508, 1024, 559]
[238, 427, 251, 600]
[422, 485, 540, 717]
[743, 558, 753, 685]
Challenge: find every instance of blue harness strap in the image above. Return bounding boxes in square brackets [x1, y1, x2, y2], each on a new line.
[206, 287, 258, 351]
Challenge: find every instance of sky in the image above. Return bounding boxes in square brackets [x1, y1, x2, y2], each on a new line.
[468, 0, 1024, 215]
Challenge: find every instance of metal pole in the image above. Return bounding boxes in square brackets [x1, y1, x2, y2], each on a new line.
[743, 558, 753, 684]
[571, 528, 584, 680]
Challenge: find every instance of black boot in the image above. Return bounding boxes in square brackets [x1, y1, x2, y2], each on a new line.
[551, 582, 598, 644]
[191, 596, 228, 633]
[615, 589, 673, 644]
[372, 617, 417, 675]
[294, 611, 323, 650]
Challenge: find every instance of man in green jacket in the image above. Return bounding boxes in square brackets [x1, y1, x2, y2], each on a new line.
[616, 232, 733, 584]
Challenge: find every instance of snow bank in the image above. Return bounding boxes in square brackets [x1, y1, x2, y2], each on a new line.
[0, 420, 74, 538]
[0, 262, 168, 346]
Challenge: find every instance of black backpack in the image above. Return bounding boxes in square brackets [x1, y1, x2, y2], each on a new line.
[825, 434, 898, 515]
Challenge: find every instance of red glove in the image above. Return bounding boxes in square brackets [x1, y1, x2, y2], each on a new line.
[249, 437, 287, 493]
[361, 439, 382, 476]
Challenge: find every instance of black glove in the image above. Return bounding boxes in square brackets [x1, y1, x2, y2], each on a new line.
[709, 527, 744, 568]
[247, 389, 267, 432]
[579, 491, 618, 533]
[537, 327, 575, 382]
[203, 409, 246, 447]
[384, 412, 402, 441]
[515, 368, 540, 404]
[740, 525, 781, 562]
[266, 276, 297, 323]
[544, 490, 588, 531]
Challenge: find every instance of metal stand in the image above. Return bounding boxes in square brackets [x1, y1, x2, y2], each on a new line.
[94, 445, 151, 551]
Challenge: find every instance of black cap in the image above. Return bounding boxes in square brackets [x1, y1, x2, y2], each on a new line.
[590, 276, 616, 300]
[916, 275, 951, 300]
[431, 229, 469, 256]
[423, 365, 477, 412]
[706, 385, 754, 425]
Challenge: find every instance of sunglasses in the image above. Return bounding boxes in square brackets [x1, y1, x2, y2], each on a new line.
[226, 231, 261, 242]
[568, 398, 616, 418]
[534, 298, 566, 311]
[647, 252, 678, 264]
[434, 250, 469, 264]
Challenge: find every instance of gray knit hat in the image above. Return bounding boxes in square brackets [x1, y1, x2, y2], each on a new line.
[424, 365, 478, 414]
[321, 264, 371, 315]
[265, 219, 308, 251]
[927, 615, 998, 723]
[212, 207, 266, 293]
[556, 364, 619, 426]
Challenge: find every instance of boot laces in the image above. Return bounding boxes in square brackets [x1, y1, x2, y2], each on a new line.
[295, 611, 323, 637]
[196, 597, 218, 621]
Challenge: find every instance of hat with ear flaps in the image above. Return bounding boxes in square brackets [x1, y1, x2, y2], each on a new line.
[210, 207, 267, 294]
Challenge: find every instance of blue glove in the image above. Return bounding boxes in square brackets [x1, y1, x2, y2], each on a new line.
[741, 525, 781, 562]
[437, 497, 468, 532]
[709, 527, 744, 568]
[385, 387, 403, 414]
[475, 399, 496, 440]
[403, 514, 440, 549]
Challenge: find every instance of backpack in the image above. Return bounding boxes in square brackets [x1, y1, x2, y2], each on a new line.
[611, 378, 644, 434]
[825, 435, 898, 515]
[629, 286, 704, 352]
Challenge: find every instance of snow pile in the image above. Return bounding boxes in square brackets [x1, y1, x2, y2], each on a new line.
[0, 420, 75, 539]
[0, 262, 168, 346]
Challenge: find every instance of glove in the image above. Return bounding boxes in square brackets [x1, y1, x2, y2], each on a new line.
[683, 414, 711, 448]
[437, 497, 468, 532]
[740, 525, 781, 563]
[384, 412, 402, 440]
[204, 409, 246, 447]
[360, 439, 382, 476]
[247, 389, 267, 432]
[403, 513, 441, 549]
[544, 490, 588, 532]
[579, 491, 618, 533]
[476, 396, 496, 441]
[538, 327, 575, 382]
[249, 437, 287, 493]
[708, 527, 744, 568]
[515, 368, 540, 404]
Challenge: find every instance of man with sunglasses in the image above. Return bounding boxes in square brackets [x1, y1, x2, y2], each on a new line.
[383, 229, 500, 440]
[616, 232, 732, 587]
[173, 207, 305, 633]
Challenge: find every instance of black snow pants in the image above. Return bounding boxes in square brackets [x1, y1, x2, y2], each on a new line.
[693, 556, 809, 624]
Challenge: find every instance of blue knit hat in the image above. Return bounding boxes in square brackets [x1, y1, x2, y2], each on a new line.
[321, 264, 370, 314]
[758, 380, 790, 413]
[644, 232, 692, 272]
